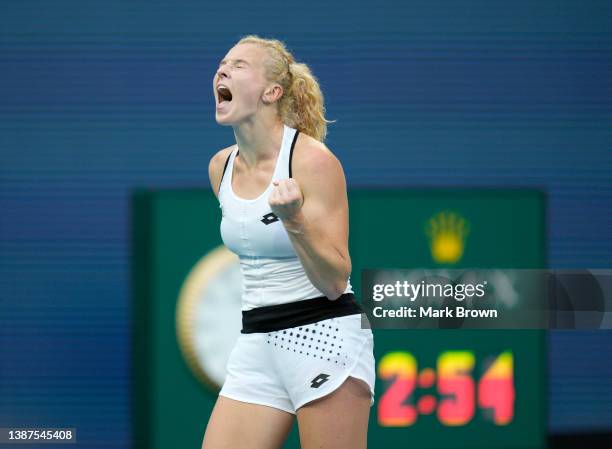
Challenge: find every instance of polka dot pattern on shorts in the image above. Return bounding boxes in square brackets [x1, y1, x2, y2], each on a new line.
[265, 318, 349, 366]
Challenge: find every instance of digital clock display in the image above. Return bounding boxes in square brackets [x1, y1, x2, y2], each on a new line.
[378, 350, 514, 427]
[368, 330, 545, 449]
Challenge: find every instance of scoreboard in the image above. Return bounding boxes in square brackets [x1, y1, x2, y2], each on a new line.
[350, 190, 545, 449]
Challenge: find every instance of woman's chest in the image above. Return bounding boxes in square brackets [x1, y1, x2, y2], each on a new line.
[219, 193, 296, 258]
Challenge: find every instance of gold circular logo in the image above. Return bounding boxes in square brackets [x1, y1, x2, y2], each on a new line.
[176, 245, 242, 391]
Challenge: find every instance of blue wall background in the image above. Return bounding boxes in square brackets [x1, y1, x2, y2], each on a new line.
[1, 0, 611, 447]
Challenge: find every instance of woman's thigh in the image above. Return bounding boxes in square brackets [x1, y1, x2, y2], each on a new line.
[201, 396, 295, 449]
[296, 376, 371, 449]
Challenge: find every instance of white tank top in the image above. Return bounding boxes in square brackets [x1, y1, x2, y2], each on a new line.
[218, 124, 353, 311]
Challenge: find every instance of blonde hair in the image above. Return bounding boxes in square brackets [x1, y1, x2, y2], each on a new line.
[235, 34, 335, 142]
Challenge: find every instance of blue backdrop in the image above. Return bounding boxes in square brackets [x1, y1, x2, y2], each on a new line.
[1, 1, 611, 447]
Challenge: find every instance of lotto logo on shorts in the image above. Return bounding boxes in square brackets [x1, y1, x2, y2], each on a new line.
[310, 373, 330, 388]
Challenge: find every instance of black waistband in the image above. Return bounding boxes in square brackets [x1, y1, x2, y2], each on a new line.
[241, 293, 362, 334]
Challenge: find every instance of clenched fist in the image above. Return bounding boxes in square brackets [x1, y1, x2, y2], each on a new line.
[268, 178, 304, 222]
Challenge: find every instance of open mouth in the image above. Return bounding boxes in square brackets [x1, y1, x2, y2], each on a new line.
[217, 85, 233, 105]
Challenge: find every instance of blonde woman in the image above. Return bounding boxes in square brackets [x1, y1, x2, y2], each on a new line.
[203, 35, 375, 449]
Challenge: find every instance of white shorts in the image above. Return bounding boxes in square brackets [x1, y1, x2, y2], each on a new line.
[219, 313, 375, 414]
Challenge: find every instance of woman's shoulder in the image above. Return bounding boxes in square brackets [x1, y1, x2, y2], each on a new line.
[208, 145, 236, 198]
[292, 132, 344, 181]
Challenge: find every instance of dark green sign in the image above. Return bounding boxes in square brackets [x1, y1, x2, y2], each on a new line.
[132, 189, 546, 449]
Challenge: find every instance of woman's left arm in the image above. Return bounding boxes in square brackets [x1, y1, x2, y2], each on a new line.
[268, 143, 351, 300]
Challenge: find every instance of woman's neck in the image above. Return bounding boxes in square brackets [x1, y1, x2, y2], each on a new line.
[233, 117, 285, 168]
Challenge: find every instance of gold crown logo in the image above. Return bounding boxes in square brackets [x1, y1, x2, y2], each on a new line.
[425, 210, 470, 264]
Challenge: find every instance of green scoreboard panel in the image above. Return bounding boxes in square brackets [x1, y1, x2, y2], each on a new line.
[132, 189, 546, 449]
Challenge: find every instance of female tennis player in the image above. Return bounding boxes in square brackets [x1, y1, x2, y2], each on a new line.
[203, 35, 375, 449]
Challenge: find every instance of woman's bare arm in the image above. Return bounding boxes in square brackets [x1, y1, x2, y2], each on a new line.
[268, 141, 351, 300]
